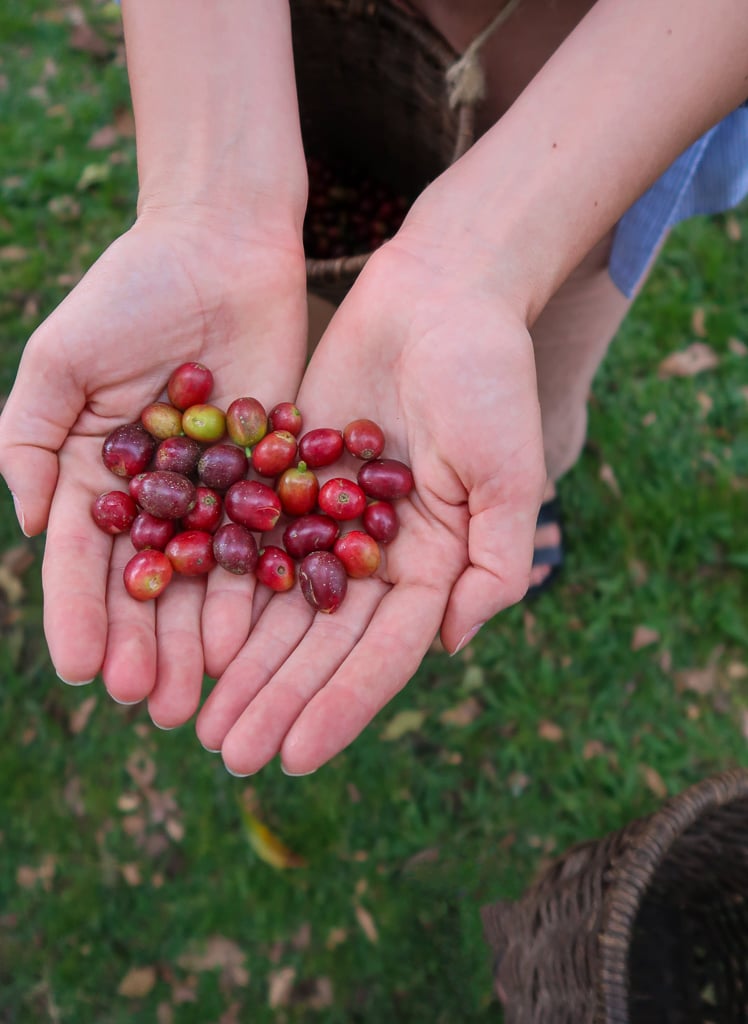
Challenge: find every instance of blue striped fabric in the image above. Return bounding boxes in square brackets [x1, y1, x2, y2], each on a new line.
[609, 103, 748, 297]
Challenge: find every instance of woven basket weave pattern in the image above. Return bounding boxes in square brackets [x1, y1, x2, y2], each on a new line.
[481, 770, 748, 1024]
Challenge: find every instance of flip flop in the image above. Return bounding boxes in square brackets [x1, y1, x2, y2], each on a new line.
[525, 495, 564, 600]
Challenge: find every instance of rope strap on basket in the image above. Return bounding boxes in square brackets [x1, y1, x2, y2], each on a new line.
[446, 0, 521, 108]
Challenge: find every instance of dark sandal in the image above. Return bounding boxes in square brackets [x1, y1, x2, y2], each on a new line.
[525, 496, 564, 600]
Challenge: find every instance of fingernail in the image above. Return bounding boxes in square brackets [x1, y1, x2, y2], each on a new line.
[199, 741, 221, 754]
[11, 493, 28, 537]
[451, 621, 486, 656]
[225, 764, 255, 778]
[110, 694, 141, 706]
[56, 671, 95, 686]
[281, 764, 317, 777]
[151, 719, 177, 732]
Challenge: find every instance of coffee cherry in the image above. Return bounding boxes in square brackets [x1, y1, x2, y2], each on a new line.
[140, 402, 184, 440]
[282, 513, 339, 560]
[298, 551, 347, 614]
[197, 443, 248, 491]
[226, 396, 268, 448]
[154, 435, 203, 476]
[165, 530, 217, 576]
[251, 430, 298, 477]
[181, 487, 223, 533]
[334, 531, 381, 578]
[257, 546, 295, 592]
[136, 471, 197, 520]
[357, 459, 414, 500]
[297, 428, 344, 468]
[91, 491, 137, 534]
[167, 362, 214, 410]
[362, 500, 399, 544]
[102, 423, 156, 478]
[123, 549, 173, 601]
[213, 523, 259, 575]
[318, 478, 367, 521]
[268, 402, 303, 436]
[130, 511, 176, 551]
[182, 404, 226, 443]
[224, 480, 281, 532]
[343, 418, 385, 460]
[276, 462, 319, 516]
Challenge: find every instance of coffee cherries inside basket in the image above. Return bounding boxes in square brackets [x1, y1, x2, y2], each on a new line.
[93, 362, 414, 614]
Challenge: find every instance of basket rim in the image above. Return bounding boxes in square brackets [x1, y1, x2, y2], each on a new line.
[595, 767, 748, 1024]
[301, 0, 476, 287]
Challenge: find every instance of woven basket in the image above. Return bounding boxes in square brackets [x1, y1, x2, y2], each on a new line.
[481, 769, 748, 1023]
[290, 0, 476, 305]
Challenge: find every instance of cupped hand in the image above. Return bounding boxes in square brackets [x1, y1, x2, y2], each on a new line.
[0, 211, 308, 725]
[196, 241, 547, 775]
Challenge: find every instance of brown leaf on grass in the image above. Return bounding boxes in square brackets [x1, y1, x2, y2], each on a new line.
[2, 542, 34, 577]
[728, 337, 747, 357]
[640, 764, 668, 799]
[740, 708, 748, 742]
[176, 936, 249, 989]
[695, 391, 713, 417]
[675, 666, 718, 695]
[156, 1004, 174, 1024]
[88, 124, 118, 149]
[537, 720, 564, 742]
[631, 625, 660, 651]
[268, 967, 296, 1008]
[658, 342, 719, 378]
[402, 847, 440, 873]
[725, 215, 742, 241]
[16, 854, 56, 891]
[0, 246, 27, 263]
[583, 740, 606, 760]
[642, 411, 657, 427]
[507, 771, 531, 796]
[439, 696, 482, 726]
[126, 749, 156, 789]
[354, 904, 379, 944]
[117, 793, 140, 812]
[115, 107, 136, 136]
[380, 709, 426, 741]
[727, 662, 748, 681]
[291, 923, 312, 951]
[69, 23, 112, 57]
[117, 965, 157, 998]
[599, 463, 621, 498]
[523, 610, 537, 648]
[69, 695, 97, 734]
[218, 1003, 243, 1024]
[63, 775, 86, 818]
[121, 863, 141, 887]
[691, 307, 707, 337]
[326, 927, 348, 950]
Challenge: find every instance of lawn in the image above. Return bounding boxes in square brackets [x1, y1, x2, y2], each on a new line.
[0, 3, 746, 1022]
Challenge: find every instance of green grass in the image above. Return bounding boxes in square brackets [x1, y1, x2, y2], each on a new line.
[0, 2, 746, 1022]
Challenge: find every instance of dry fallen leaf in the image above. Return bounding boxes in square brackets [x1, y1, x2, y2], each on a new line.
[691, 307, 707, 337]
[326, 927, 348, 950]
[238, 805, 306, 870]
[16, 854, 56, 891]
[117, 965, 157, 998]
[675, 666, 718, 695]
[740, 708, 748, 742]
[268, 967, 296, 1009]
[439, 696, 482, 727]
[696, 391, 713, 417]
[69, 695, 97, 735]
[582, 739, 607, 760]
[380, 708, 426, 741]
[640, 764, 668, 800]
[631, 625, 660, 652]
[354, 904, 379, 944]
[725, 215, 742, 241]
[176, 936, 249, 989]
[537, 720, 564, 742]
[658, 342, 720, 378]
[728, 337, 747, 357]
[599, 463, 621, 498]
[88, 124, 118, 149]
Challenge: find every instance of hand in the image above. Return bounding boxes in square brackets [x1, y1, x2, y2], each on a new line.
[0, 211, 308, 726]
[195, 240, 547, 775]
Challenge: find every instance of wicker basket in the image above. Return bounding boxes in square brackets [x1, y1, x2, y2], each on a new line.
[290, 0, 476, 305]
[481, 769, 748, 1023]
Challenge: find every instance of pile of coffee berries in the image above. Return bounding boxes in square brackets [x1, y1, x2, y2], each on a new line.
[93, 362, 414, 614]
[303, 157, 410, 260]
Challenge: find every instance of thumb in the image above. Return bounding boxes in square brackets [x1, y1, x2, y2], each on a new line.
[439, 480, 544, 654]
[0, 337, 81, 537]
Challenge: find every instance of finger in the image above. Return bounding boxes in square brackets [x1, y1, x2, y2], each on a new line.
[220, 578, 387, 776]
[201, 568, 256, 680]
[0, 335, 81, 537]
[42, 455, 111, 685]
[195, 585, 315, 753]
[440, 473, 545, 654]
[279, 581, 446, 774]
[101, 533, 158, 703]
[148, 573, 207, 728]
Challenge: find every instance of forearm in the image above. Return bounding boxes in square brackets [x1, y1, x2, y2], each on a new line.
[405, 0, 748, 323]
[121, 0, 306, 234]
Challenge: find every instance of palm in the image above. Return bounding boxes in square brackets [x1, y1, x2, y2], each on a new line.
[0, 215, 308, 723]
[196, 246, 546, 774]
